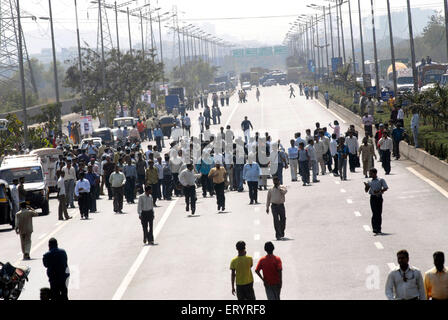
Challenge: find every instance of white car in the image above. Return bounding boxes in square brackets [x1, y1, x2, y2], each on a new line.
[420, 83, 437, 92]
[241, 82, 251, 91]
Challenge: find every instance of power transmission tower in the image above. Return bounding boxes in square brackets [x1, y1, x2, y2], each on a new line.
[96, 0, 114, 52]
[0, 0, 38, 97]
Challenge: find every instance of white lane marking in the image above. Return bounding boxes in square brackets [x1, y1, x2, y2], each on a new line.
[224, 100, 240, 127]
[55, 221, 63, 226]
[335, 180, 341, 185]
[38, 233, 48, 240]
[316, 100, 346, 123]
[397, 196, 416, 200]
[374, 242, 384, 250]
[354, 211, 362, 217]
[363, 225, 371, 232]
[254, 234, 261, 241]
[407, 167, 448, 199]
[112, 199, 179, 300]
[254, 207, 260, 212]
[346, 199, 353, 204]
[254, 251, 260, 259]
[340, 189, 346, 193]
[388, 263, 397, 271]
[254, 219, 260, 225]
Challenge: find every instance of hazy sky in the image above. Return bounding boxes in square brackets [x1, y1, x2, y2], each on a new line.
[17, 0, 445, 54]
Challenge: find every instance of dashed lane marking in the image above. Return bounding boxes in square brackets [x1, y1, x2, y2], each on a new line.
[112, 199, 179, 300]
[335, 181, 341, 185]
[407, 167, 448, 199]
[254, 234, 261, 241]
[38, 233, 48, 240]
[354, 211, 362, 217]
[254, 220, 260, 225]
[346, 199, 353, 204]
[340, 189, 346, 193]
[374, 242, 384, 250]
[363, 225, 371, 232]
[254, 207, 260, 212]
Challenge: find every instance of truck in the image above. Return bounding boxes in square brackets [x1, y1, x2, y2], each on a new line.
[287, 67, 300, 84]
[240, 72, 251, 84]
[250, 72, 259, 86]
[165, 94, 180, 114]
[386, 63, 414, 93]
[168, 87, 185, 102]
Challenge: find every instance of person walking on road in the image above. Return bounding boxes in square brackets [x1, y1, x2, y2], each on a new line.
[305, 139, 319, 183]
[241, 116, 254, 145]
[43, 238, 70, 300]
[15, 202, 38, 260]
[256, 88, 261, 102]
[288, 139, 299, 182]
[392, 124, 405, 160]
[209, 162, 227, 212]
[299, 82, 303, 95]
[411, 108, 420, 148]
[304, 85, 310, 99]
[386, 249, 426, 300]
[313, 84, 319, 99]
[358, 137, 377, 178]
[75, 172, 91, 219]
[63, 160, 76, 208]
[56, 171, 71, 221]
[85, 165, 100, 214]
[137, 186, 155, 245]
[378, 131, 393, 175]
[145, 160, 159, 206]
[345, 131, 359, 173]
[255, 242, 283, 300]
[364, 168, 388, 235]
[109, 166, 126, 213]
[266, 176, 287, 241]
[324, 91, 330, 108]
[123, 159, 137, 204]
[179, 164, 200, 215]
[289, 85, 295, 98]
[424, 251, 448, 300]
[298, 142, 310, 186]
[243, 155, 261, 205]
[230, 241, 256, 300]
[337, 137, 349, 181]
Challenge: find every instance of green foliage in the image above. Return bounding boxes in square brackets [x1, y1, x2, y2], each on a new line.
[31, 103, 62, 133]
[171, 59, 217, 95]
[64, 48, 164, 126]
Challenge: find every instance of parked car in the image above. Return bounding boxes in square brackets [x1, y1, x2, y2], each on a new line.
[92, 128, 114, 147]
[242, 82, 251, 91]
[80, 138, 102, 151]
[29, 148, 63, 194]
[0, 155, 49, 216]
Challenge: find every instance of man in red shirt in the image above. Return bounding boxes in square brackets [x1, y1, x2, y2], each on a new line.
[137, 120, 147, 141]
[255, 241, 283, 300]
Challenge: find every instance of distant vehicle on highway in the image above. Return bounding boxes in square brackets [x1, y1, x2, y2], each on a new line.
[262, 79, 277, 87]
[112, 117, 138, 139]
[242, 82, 251, 91]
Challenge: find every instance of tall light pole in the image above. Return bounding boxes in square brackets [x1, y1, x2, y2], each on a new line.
[99, 0, 109, 125]
[358, 0, 366, 77]
[48, 0, 61, 132]
[17, 0, 28, 146]
[127, 7, 132, 54]
[386, 0, 397, 95]
[348, 0, 356, 75]
[370, 0, 380, 98]
[338, 0, 346, 64]
[445, 0, 448, 62]
[114, 1, 123, 117]
[407, 0, 418, 92]
[74, 0, 86, 116]
[328, 4, 334, 60]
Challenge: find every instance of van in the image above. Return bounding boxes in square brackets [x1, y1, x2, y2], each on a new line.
[0, 155, 49, 215]
[30, 148, 63, 194]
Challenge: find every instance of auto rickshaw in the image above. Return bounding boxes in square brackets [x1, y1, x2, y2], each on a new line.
[92, 128, 114, 147]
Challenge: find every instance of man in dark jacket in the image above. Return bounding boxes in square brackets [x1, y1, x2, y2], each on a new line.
[43, 238, 69, 300]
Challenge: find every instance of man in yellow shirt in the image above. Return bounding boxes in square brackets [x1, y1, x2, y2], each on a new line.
[424, 251, 448, 300]
[230, 241, 255, 300]
[208, 162, 227, 212]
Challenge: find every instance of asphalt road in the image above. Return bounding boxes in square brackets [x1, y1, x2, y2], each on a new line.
[1, 84, 447, 300]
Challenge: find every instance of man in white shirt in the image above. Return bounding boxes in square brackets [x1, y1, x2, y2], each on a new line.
[287, 140, 299, 182]
[109, 167, 126, 213]
[378, 131, 393, 175]
[154, 157, 164, 201]
[74, 172, 91, 219]
[179, 164, 201, 215]
[137, 186, 155, 245]
[57, 172, 71, 221]
[294, 132, 305, 148]
[10, 179, 20, 218]
[63, 160, 77, 208]
[411, 109, 420, 148]
[183, 113, 191, 136]
[305, 140, 319, 183]
[345, 132, 359, 173]
[396, 105, 405, 127]
[386, 250, 426, 300]
[198, 113, 205, 133]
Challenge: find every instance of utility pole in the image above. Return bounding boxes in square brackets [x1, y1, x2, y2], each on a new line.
[114, 1, 123, 117]
[48, 0, 61, 132]
[99, 0, 109, 125]
[140, 10, 144, 56]
[316, 14, 321, 79]
[127, 7, 132, 54]
[386, 0, 397, 95]
[407, 0, 418, 92]
[336, 0, 341, 58]
[17, 0, 28, 146]
[149, 6, 155, 62]
[348, 0, 356, 75]
[338, 0, 346, 65]
[305, 22, 310, 62]
[74, 0, 85, 116]
[445, 0, 448, 62]
[358, 0, 366, 77]
[329, 4, 334, 60]
[370, 0, 380, 98]
[157, 11, 165, 86]
[323, 6, 329, 74]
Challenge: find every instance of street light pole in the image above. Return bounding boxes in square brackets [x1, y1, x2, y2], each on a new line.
[386, 0, 397, 95]
[328, 4, 334, 60]
[323, 6, 329, 74]
[336, 0, 341, 58]
[140, 10, 144, 56]
[339, 0, 346, 64]
[48, 0, 61, 132]
[157, 12, 165, 86]
[445, 0, 448, 62]
[407, 0, 418, 92]
[99, 0, 109, 125]
[127, 7, 132, 54]
[114, 1, 123, 117]
[370, 0, 380, 99]
[358, 0, 366, 77]
[17, 0, 28, 146]
[74, 0, 86, 116]
[348, 0, 356, 75]
[316, 14, 321, 79]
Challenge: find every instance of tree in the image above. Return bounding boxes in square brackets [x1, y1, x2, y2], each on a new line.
[171, 59, 217, 95]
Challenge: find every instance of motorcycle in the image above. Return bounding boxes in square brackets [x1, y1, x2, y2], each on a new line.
[0, 262, 31, 300]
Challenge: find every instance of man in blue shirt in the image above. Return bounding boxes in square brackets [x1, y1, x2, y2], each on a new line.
[153, 126, 163, 152]
[85, 165, 100, 213]
[298, 142, 310, 186]
[196, 154, 214, 197]
[241, 116, 254, 145]
[43, 238, 69, 300]
[411, 109, 419, 148]
[288, 139, 299, 182]
[123, 159, 138, 204]
[243, 156, 261, 205]
[392, 124, 405, 160]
